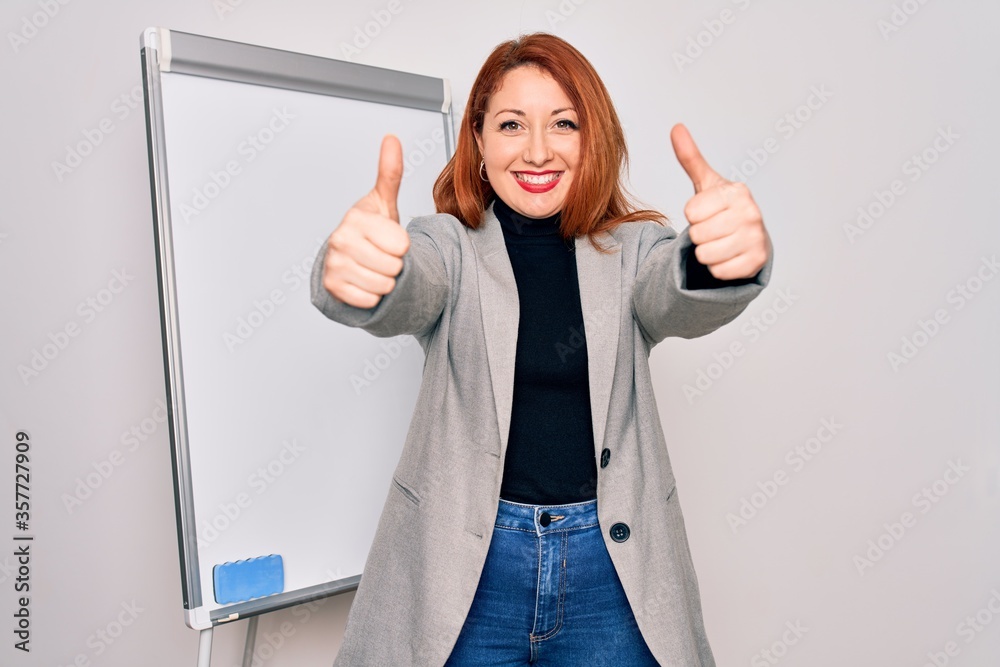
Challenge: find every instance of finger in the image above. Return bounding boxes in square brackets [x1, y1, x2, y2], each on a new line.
[685, 180, 752, 225]
[695, 230, 770, 280]
[686, 208, 742, 246]
[670, 123, 726, 194]
[323, 244, 393, 308]
[327, 280, 383, 310]
[702, 252, 764, 282]
[358, 208, 410, 257]
[335, 226, 405, 278]
[340, 207, 410, 258]
[374, 134, 403, 222]
[328, 251, 399, 296]
[692, 234, 745, 268]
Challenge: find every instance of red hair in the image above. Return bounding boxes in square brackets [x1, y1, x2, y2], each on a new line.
[433, 32, 667, 253]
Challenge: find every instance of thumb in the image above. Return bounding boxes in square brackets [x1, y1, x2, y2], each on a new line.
[670, 123, 724, 194]
[374, 134, 403, 222]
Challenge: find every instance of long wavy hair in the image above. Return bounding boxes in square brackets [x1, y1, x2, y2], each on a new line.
[432, 32, 667, 253]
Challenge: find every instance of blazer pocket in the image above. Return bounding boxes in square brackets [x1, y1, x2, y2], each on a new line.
[391, 475, 422, 508]
[664, 482, 677, 503]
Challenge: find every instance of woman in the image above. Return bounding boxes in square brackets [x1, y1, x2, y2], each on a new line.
[312, 32, 772, 667]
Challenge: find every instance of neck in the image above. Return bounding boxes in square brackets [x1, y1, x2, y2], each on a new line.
[492, 196, 562, 237]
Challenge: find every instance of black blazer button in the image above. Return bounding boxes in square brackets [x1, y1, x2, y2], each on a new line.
[600, 448, 610, 468]
[610, 522, 630, 542]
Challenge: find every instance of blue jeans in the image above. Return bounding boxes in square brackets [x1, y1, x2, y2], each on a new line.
[444, 497, 660, 666]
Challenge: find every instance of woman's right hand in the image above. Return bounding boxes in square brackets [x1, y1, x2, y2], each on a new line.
[322, 134, 410, 309]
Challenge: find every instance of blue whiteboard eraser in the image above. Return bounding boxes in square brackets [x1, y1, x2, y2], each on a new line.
[213, 554, 284, 604]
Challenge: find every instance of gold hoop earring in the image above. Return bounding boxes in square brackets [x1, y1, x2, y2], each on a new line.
[479, 159, 489, 182]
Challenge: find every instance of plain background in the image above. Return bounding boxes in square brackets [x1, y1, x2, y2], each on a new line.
[1, 0, 997, 665]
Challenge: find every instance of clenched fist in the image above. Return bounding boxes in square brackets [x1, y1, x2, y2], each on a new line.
[322, 134, 411, 309]
[670, 123, 771, 281]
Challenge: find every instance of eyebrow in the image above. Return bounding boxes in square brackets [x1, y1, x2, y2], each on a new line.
[493, 107, 576, 118]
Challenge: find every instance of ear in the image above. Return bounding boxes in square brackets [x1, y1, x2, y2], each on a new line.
[474, 130, 485, 158]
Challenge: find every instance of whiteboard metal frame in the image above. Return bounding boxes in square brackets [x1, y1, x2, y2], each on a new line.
[139, 26, 455, 631]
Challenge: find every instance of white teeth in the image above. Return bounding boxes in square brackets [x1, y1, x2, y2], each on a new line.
[515, 172, 560, 185]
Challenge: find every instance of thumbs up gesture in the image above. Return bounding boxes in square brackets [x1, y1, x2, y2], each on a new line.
[323, 134, 411, 308]
[670, 124, 771, 281]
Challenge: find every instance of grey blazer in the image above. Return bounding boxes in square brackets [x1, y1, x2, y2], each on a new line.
[310, 200, 772, 666]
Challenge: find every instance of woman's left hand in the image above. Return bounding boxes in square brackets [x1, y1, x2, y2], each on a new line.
[670, 123, 772, 281]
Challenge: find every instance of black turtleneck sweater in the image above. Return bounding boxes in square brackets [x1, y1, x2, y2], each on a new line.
[495, 195, 597, 504]
[494, 196, 751, 505]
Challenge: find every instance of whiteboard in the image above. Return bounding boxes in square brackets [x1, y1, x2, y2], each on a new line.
[140, 27, 454, 630]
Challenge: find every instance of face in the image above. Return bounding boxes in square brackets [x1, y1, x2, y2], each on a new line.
[475, 66, 580, 219]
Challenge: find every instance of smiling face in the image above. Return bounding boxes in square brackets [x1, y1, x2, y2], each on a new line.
[475, 66, 581, 219]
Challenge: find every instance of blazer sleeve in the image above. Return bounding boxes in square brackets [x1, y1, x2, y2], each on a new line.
[631, 222, 774, 346]
[309, 214, 451, 339]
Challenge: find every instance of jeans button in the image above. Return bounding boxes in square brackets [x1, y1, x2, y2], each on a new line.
[539, 511, 551, 527]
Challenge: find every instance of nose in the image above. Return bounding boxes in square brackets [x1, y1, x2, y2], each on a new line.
[524, 128, 553, 166]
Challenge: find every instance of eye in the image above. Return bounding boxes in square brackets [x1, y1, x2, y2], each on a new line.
[555, 119, 578, 130]
[499, 120, 521, 132]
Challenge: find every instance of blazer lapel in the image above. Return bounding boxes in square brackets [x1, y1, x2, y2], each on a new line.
[470, 202, 622, 465]
[470, 203, 520, 460]
[574, 227, 621, 461]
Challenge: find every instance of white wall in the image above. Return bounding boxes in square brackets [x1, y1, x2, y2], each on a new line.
[1, 1, 997, 665]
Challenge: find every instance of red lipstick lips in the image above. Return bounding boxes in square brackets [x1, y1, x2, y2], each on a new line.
[513, 170, 562, 193]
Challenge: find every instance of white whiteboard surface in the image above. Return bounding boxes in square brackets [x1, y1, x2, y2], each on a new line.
[143, 28, 453, 629]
